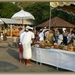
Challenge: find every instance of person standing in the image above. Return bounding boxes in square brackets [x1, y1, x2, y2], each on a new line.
[35, 31, 39, 42]
[12, 35, 17, 48]
[57, 30, 63, 45]
[21, 26, 35, 66]
[39, 29, 44, 42]
[3, 27, 7, 41]
[70, 29, 75, 46]
[45, 29, 54, 44]
[63, 30, 68, 45]
[67, 31, 71, 44]
[19, 28, 26, 63]
[0, 33, 4, 42]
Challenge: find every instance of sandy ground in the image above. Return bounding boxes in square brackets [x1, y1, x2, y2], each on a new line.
[0, 37, 72, 73]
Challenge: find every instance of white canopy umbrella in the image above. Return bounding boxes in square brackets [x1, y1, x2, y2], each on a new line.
[11, 9, 35, 26]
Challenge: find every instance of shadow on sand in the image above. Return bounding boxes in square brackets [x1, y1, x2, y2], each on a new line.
[0, 61, 18, 72]
[7, 48, 19, 62]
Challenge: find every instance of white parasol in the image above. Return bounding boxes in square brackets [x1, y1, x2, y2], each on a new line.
[11, 9, 35, 26]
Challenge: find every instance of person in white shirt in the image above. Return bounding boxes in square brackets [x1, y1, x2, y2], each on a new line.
[70, 30, 75, 46]
[39, 29, 44, 41]
[20, 26, 35, 66]
[57, 31, 63, 45]
[67, 31, 71, 44]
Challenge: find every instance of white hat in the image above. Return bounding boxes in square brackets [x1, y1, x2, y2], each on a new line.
[26, 26, 30, 29]
[44, 27, 46, 29]
[26, 26, 33, 30]
[29, 27, 33, 30]
[25, 28, 28, 31]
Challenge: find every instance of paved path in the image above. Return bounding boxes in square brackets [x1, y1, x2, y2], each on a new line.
[0, 37, 71, 73]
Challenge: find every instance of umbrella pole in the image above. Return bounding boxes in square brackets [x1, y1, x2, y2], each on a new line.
[49, 2, 51, 31]
[22, 19, 23, 26]
[22, 19, 25, 29]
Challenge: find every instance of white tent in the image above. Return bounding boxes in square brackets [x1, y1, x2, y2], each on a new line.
[0, 18, 18, 37]
[0, 18, 18, 24]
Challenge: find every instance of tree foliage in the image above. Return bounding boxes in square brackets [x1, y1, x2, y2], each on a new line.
[0, 2, 75, 26]
[24, 2, 50, 25]
[0, 2, 20, 18]
[51, 8, 75, 25]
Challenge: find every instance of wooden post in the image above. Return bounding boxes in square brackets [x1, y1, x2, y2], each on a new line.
[10, 24, 12, 37]
[49, 2, 52, 31]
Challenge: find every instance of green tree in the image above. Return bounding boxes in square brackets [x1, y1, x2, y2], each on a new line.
[0, 2, 20, 18]
[24, 2, 50, 25]
[51, 8, 58, 18]
[0, 2, 75, 26]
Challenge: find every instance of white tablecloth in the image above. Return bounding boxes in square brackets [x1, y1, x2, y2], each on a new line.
[31, 46, 75, 72]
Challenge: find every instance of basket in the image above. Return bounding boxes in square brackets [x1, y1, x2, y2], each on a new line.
[73, 47, 75, 52]
[67, 46, 74, 52]
[54, 45, 59, 49]
[63, 46, 68, 50]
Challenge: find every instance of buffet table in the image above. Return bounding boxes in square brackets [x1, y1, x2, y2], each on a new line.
[31, 46, 75, 72]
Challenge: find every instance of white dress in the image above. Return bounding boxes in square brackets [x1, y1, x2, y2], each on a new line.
[21, 31, 35, 59]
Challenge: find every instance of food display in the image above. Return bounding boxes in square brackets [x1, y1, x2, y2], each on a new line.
[63, 46, 68, 50]
[67, 44, 75, 52]
[59, 44, 65, 49]
[33, 41, 53, 49]
[53, 43, 59, 49]
[33, 43, 40, 47]
[33, 41, 75, 52]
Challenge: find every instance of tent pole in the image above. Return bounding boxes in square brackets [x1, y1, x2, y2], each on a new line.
[49, 2, 52, 31]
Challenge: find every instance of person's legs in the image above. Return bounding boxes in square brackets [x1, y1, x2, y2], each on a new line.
[22, 44, 32, 66]
[25, 59, 32, 66]
[24, 59, 27, 65]
[19, 52, 24, 63]
[14, 42, 16, 48]
[20, 58, 24, 63]
[19, 44, 24, 63]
